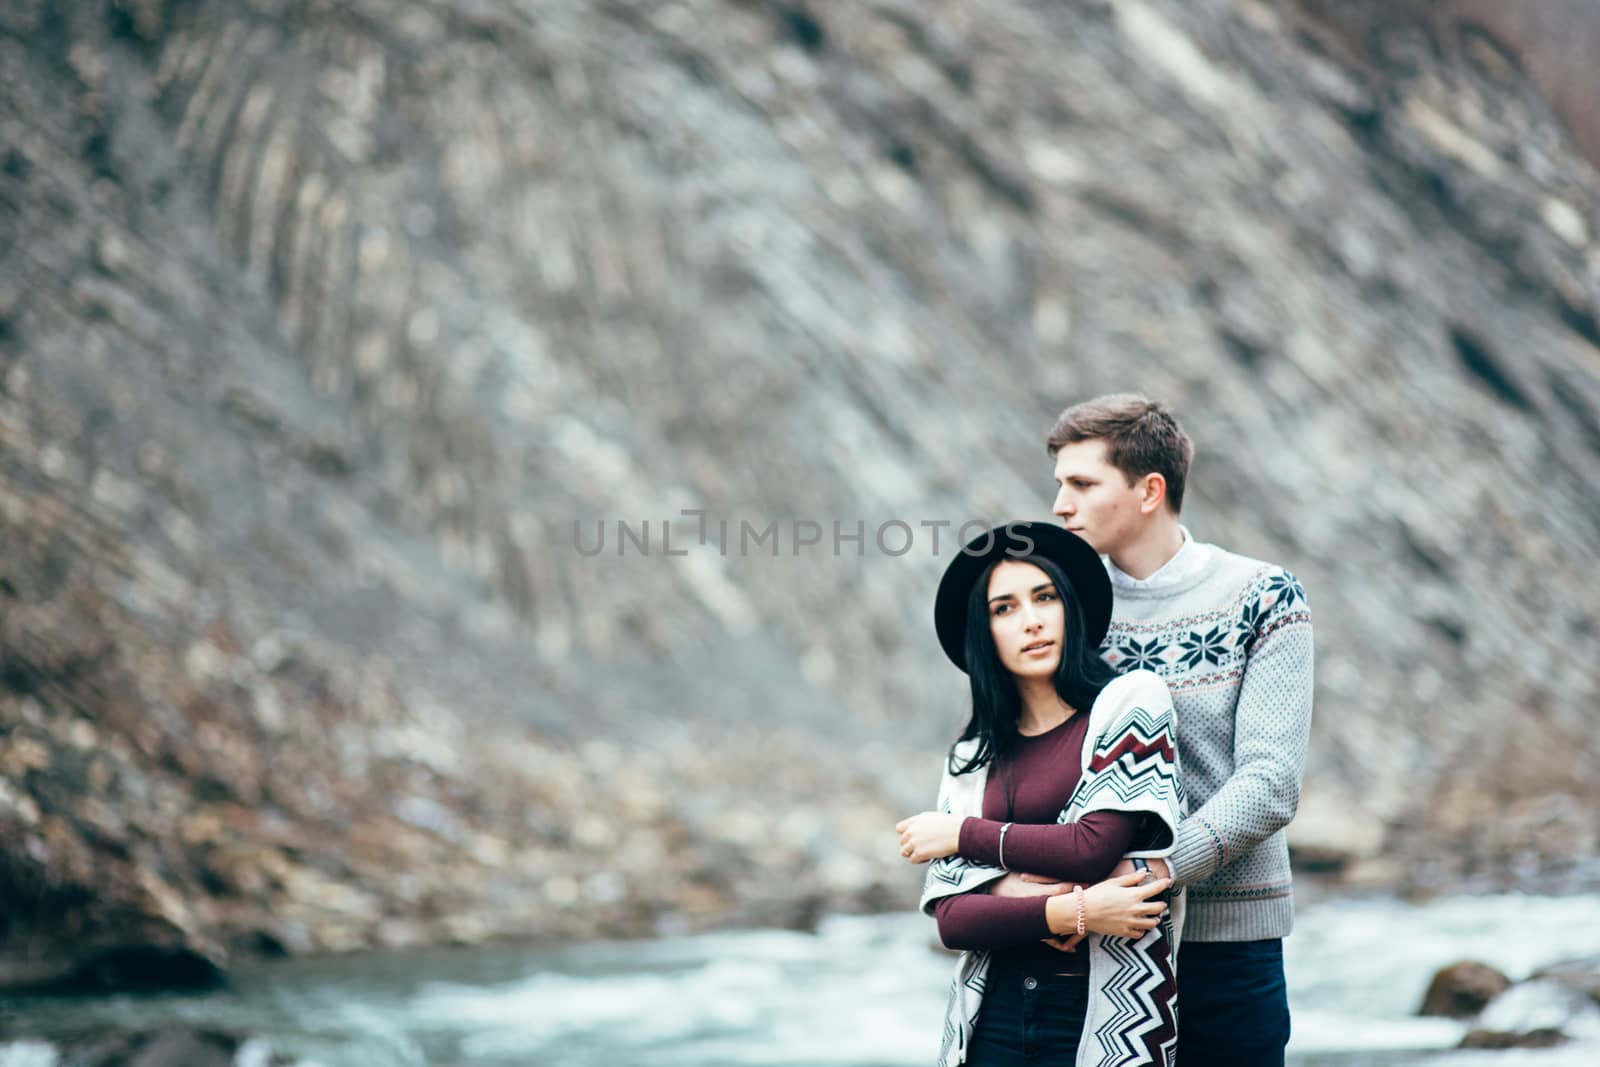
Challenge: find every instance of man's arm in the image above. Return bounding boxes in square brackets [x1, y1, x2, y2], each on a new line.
[1169, 572, 1313, 888]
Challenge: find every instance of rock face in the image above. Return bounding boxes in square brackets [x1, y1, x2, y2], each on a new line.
[3, 0, 1600, 984]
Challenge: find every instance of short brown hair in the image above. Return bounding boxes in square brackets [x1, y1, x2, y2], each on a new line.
[1046, 394, 1194, 513]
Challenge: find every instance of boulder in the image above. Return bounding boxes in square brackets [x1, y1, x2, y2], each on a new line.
[1533, 955, 1600, 1006]
[47, 946, 226, 995]
[58, 1031, 290, 1067]
[1460, 976, 1600, 1049]
[1459, 1027, 1568, 1049]
[1419, 960, 1511, 1018]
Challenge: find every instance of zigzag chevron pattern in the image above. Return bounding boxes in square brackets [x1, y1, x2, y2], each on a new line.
[1088, 914, 1179, 1067]
[937, 950, 991, 1066]
[1064, 705, 1184, 814]
[1090, 705, 1175, 765]
[920, 852, 1005, 914]
[1091, 709, 1173, 760]
[939, 994, 959, 1064]
[929, 856, 969, 889]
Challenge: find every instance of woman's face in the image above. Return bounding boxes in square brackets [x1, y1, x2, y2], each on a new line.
[986, 560, 1067, 679]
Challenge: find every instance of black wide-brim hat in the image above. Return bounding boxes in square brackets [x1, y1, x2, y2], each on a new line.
[934, 521, 1112, 673]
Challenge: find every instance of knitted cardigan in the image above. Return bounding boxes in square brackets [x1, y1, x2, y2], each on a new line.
[919, 670, 1186, 1067]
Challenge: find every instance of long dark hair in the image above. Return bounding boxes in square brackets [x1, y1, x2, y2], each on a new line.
[948, 554, 1118, 776]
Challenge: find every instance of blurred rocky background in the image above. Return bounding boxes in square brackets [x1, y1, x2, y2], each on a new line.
[2, 0, 1598, 999]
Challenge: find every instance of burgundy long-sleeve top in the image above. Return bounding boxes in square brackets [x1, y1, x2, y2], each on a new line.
[933, 712, 1155, 972]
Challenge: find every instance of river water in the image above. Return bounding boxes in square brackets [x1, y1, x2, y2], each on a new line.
[4, 893, 1600, 1066]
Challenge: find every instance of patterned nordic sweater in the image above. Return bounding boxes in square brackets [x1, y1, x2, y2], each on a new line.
[1099, 544, 1313, 942]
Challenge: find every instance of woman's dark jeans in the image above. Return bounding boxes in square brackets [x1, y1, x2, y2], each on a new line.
[1176, 938, 1291, 1067]
[967, 959, 1088, 1067]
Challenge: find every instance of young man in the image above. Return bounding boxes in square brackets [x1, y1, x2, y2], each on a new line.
[993, 394, 1314, 1066]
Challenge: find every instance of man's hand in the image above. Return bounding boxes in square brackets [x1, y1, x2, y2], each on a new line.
[894, 812, 964, 864]
[1041, 932, 1087, 954]
[1110, 856, 1171, 883]
[986, 871, 1074, 898]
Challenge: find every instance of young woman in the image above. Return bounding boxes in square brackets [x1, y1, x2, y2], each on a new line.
[896, 522, 1184, 1067]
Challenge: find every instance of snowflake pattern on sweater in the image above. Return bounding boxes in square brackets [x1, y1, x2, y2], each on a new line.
[1104, 570, 1307, 685]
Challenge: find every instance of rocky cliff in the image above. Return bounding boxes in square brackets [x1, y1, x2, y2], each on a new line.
[2, 0, 1598, 989]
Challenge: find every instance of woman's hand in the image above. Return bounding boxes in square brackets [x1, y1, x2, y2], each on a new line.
[1084, 871, 1171, 938]
[894, 812, 964, 863]
[1045, 872, 1170, 940]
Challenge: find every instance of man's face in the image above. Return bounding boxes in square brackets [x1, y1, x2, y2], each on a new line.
[1051, 440, 1148, 555]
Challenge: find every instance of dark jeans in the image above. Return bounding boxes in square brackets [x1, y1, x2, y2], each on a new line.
[967, 959, 1088, 1067]
[1177, 938, 1290, 1067]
